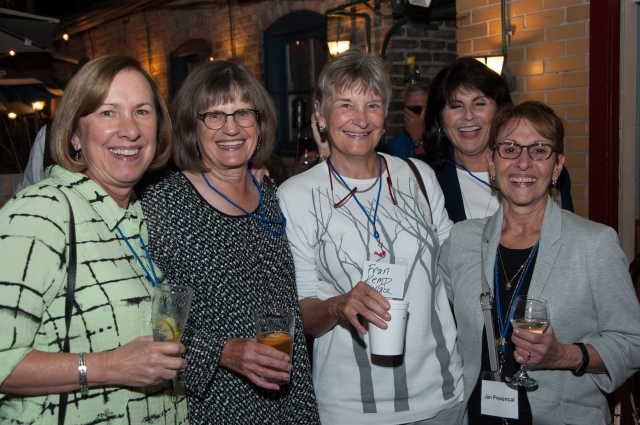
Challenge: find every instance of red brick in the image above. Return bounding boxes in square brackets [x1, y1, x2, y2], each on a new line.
[473, 35, 503, 52]
[527, 42, 565, 59]
[570, 169, 589, 184]
[509, 60, 544, 76]
[570, 185, 586, 201]
[567, 5, 590, 22]
[546, 22, 587, 41]
[566, 137, 589, 152]
[527, 74, 565, 90]
[509, 28, 545, 47]
[563, 119, 587, 136]
[573, 201, 588, 218]
[512, 91, 545, 104]
[509, 0, 543, 17]
[567, 38, 589, 54]
[567, 71, 589, 87]
[458, 24, 489, 41]
[546, 88, 587, 105]
[547, 55, 587, 73]
[526, 10, 565, 29]
[545, 0, 584, 8]
[472, 5, 502, 23]
[458, 0, 489, 12]
[563, 153, 586, 168]
[567, 104, 589, 120]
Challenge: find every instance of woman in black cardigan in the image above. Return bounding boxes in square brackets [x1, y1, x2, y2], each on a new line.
[417, 57, 573, 222]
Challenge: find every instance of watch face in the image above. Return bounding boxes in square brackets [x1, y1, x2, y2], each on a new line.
[413, 138, 422, 147]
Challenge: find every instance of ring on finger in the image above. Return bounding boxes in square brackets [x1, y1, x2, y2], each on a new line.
[525, 352, 531, 361]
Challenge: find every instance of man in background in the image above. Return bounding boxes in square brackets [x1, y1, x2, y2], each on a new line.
[385, 83, 428, 158]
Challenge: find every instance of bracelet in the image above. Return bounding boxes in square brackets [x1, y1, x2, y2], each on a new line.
[314, 154, 328, 163]
[571, 343, 589, 376]
[78, 352, 88, 397]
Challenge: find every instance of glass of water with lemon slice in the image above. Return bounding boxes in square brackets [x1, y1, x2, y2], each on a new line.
[153, 284, 194, 343]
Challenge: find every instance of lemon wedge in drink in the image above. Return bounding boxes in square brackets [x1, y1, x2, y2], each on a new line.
[156, 317, 182, 342]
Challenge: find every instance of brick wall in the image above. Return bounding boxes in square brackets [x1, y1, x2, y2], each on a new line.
[55, 0, 455, 141]
[456, 0, 590, 217]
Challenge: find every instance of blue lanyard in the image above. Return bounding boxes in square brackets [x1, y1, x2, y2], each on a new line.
[201, 169, 286, 237]
[115, 226, 159, 286]
[493, 240, 539, 354]
[454, 160, 500, 191]
[328, 155, 384, 244]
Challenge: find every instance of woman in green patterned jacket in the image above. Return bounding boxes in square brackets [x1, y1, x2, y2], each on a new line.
[0, 55, 188, 424]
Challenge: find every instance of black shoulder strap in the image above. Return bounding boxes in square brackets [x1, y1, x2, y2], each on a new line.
[56, 189, 76, 425]
[403, 158, 432, 221]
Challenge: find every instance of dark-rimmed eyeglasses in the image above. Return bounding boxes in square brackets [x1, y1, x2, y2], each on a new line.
[197, 109, 259, 130]
[495, 142, 558, 161]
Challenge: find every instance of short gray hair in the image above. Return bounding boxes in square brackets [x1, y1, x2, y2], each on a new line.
[314, 47, 392, 115]
[405, 83, 429, 98]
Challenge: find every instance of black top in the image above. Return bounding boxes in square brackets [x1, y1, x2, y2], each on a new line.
[141, 172, 320, 425]
[467, 245, 539, 425]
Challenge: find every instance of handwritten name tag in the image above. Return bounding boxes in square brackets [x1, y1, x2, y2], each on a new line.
[481, 380, 519, 419]
[361, 261, 407, 299]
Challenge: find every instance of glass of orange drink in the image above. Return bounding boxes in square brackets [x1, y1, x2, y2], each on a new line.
[255, 310, 295, 385]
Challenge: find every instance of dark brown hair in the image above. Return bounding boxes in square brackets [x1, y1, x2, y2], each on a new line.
[424, 57, 512, 167]
[171, 60, 276, 171]
[488, 100, 565, 158]
[51, 55, 171, 172]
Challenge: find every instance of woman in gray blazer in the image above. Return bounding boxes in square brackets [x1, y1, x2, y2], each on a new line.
[440, 101, 640, 425]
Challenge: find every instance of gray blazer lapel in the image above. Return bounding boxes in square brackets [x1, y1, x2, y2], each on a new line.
[481, 205, 504, 295]
[529, 196, 562, 297]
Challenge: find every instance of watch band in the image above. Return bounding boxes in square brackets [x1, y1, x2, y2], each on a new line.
[412, 138, 423, 148]
[78, 352, 88, 397]
[572, 342, 589, 376]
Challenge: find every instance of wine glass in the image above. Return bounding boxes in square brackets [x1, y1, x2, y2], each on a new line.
[504, 295, 549, 388]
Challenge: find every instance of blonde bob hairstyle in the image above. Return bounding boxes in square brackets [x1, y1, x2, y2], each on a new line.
[51, 55, 172, 173]
[171, 59, 277, 172]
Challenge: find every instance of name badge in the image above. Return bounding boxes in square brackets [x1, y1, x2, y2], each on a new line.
[481, 379, 519, 419]
[361, 261, 407, 299]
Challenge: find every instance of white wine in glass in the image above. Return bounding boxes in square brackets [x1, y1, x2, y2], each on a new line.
[504, 295, 549, 387]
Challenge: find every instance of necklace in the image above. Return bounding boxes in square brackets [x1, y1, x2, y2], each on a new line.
[331, 166, 380, 193]
[454, 159, 500, 191]
[498, 244, 537, 290]
[201, 170, 286, 237]
[459, 180, 493, 219]
[493, 240, 540, 354]
[115, 226, 159, 286]
[327, 155, 391, 258]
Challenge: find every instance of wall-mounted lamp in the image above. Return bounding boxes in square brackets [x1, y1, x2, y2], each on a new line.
[474, 55, 505, 75]
[9, 50, 15, 56]
[8, 112, 17, 119]
[32, 101, 44, 111]
[327, 40, 350, 56]
[63, 34, 69, 41]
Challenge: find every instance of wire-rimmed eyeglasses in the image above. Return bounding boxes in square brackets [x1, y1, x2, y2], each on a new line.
[495, 142, 558, 161]
[197, 109, 259, 130]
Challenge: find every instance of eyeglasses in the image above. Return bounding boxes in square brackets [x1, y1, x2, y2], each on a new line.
[197, 109, 259, 130]
[495, 142, 558, 161]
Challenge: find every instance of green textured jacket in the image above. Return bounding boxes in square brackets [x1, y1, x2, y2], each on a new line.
[0, 166, 188, 424]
